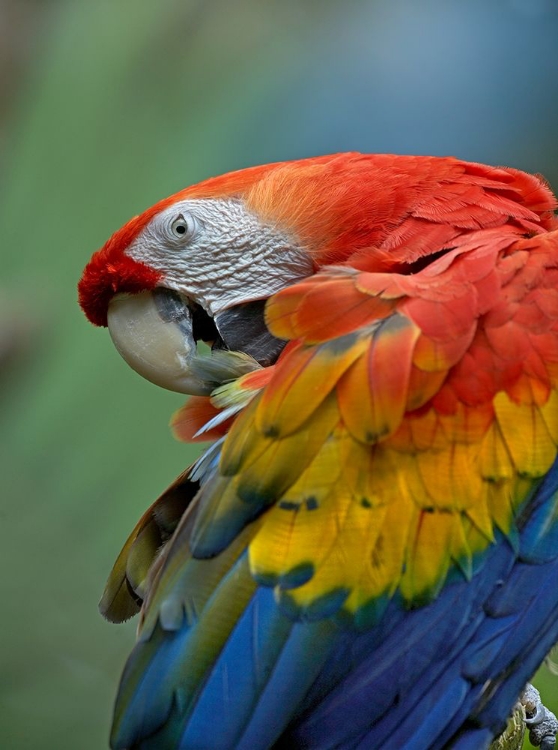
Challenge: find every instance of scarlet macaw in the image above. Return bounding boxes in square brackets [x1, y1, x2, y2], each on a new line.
[78, 153, 558, 749]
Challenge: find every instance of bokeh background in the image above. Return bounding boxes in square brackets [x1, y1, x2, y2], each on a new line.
[1, 1, 558, 748]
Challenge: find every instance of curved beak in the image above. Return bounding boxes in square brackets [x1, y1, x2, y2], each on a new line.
[107, 290, 212, 395]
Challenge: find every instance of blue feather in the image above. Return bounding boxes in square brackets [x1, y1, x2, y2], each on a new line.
[175, 587, 293, 748]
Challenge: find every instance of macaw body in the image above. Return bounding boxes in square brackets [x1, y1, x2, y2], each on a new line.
[78, 153, 558, 749]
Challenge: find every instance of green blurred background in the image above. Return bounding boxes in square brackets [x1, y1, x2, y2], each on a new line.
[1, 1, 557, 748]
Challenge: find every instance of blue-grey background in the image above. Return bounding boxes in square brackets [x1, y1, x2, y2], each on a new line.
[1, 1, 557, 747]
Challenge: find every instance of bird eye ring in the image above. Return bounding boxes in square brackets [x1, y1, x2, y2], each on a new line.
[170, 213, 196, 241]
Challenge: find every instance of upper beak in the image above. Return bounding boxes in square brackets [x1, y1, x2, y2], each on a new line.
[107, 289, 212, 395]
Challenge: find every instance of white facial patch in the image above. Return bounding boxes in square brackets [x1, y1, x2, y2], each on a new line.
[125, 198, 314, 315]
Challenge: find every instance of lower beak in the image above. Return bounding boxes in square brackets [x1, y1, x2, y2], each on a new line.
[107, 290, 212, 395]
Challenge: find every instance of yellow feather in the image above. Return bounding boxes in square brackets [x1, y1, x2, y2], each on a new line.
[220, 398, 264, 476]
[465, 482, 497, 543]
[248, 429, 350, 584]
[415, 442, 483, 511]
[540, 388, 558, 444]
[362, 491, 417, 599]
[494, 392, 557, 477]
[477, 420, 515, 480]
[236, 393, 340, 502]
[406, 408, 445, 451]
[450, 514, 473, 579]
[486, 479, 517, 537]
[273, 491, 355, 613]
[400, 510, 456, 602]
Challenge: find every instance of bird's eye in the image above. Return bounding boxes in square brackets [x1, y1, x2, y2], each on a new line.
[170, 213, 196, 241]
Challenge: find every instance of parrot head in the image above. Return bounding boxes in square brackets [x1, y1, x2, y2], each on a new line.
[78, 160, 320, 395]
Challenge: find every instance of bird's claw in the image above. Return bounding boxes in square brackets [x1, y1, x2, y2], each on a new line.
[522, 684, 558, 750]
